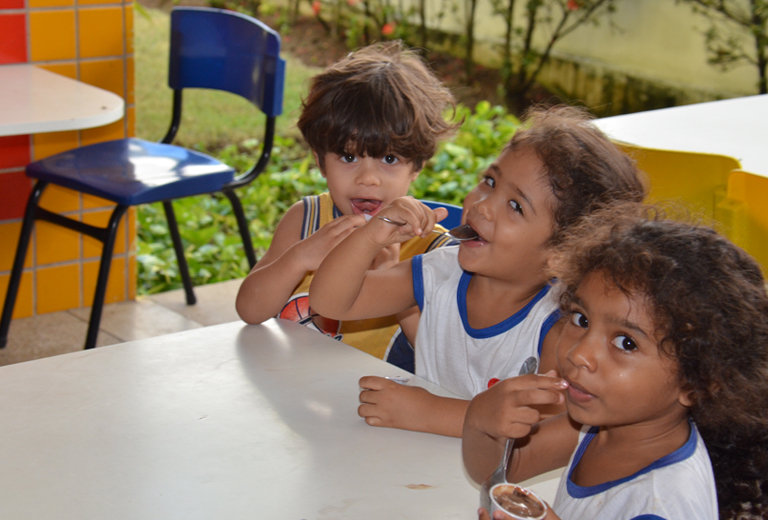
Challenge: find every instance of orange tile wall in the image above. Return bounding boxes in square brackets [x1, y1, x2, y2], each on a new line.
[0, 0, 135, 319]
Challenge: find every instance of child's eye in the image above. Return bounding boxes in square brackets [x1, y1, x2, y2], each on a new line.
[610, 335, 638, 352]
[381, 155, 399, 165]
[570, 311, 588, 329]
[508, 199, 523, 214]
[482, 175, 495, 188]
[341, 153, 357, 163]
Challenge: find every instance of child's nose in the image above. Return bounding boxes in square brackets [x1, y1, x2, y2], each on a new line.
[566, 334, 598, 372]
[355, 161, 380, 186]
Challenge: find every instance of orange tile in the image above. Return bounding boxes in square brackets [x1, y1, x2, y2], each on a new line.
[83, 256, 125, 305]
[82, 193, 114, 210]
[29, 10, 76, 62]
[32, 130, 79, 161]
[0, 221, 32, 272]
[82, 208, 128, 257]
[36, 263, 80, 313]
[34, 220, 81, 266]
[0, 13, 27, 63]
[125, 105, 136, 137]
[0, 271, 33, 319]
[38, 62, 77, 79]
[0, 0, 25, 9]
[39, 184, 80, 213]
[80, 58, 125, 98]
[0, 169, 32, 220]
[0, 134, 30, 169]
[78, 7, 124, 58]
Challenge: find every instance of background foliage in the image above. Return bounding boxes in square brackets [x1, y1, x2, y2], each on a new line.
[135, 8, 521, 295]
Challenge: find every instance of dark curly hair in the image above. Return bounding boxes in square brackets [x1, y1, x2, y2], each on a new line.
[507, 105, 647, 246]
[550, 203, 768, 519]
[297, 40, 458, 171]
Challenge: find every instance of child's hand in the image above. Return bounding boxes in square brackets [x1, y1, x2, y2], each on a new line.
[358, 375, 435, 430]
[479, 504, 560, 520]
[296, 214, 366, 271]
[465, 370, 568, 442]
[366, 196, 446, 246]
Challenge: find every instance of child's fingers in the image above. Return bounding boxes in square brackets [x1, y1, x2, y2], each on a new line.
[432, 206, 449, 224]
[358, 375, 389, 390]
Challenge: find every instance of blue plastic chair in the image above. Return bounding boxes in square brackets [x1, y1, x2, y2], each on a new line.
[0, 7, 285, 349]
[421, 199, 463, 230]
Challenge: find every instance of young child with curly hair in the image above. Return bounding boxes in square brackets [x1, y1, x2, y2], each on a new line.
[464, 204, 768, 519]
[235, 41, 458, 368]
[310, 105, 646, 437]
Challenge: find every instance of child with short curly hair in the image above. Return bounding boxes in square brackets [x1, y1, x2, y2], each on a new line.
[236, 41, 458, 367]
[463, 204, 768, 519]
[310, 105, 646, 437]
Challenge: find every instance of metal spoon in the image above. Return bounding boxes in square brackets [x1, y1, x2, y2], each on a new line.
[479, 356, 539, 512]
[377, 216, 479, 241]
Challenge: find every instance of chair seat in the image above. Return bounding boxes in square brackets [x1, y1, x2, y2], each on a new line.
[26, 138, 236, 206]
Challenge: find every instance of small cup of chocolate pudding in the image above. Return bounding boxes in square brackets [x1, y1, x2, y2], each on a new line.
[489, 483, 547, 520]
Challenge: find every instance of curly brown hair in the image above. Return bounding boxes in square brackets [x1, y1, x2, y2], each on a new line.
[551, 203, 768, 519]
[507, 105, 647, 246]
[297, 41, 458, 171]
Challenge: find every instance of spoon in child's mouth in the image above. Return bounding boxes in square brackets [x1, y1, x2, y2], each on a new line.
[377, 215, 479, 241]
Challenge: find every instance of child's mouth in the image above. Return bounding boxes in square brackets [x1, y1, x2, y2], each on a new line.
[351, 198, 382, 215]
[565, 380, 594, 403]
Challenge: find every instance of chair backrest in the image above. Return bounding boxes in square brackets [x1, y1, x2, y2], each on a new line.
[168, 7, 285, 117]
[717, 169, 768, 275]
[421, 200, 463, 230]
[618, 143, 740, 220]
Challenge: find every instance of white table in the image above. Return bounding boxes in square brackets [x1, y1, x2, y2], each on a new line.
[0, 319, 560, 519]
[595, 94, 768, 177]
[0, 64, 124, 137]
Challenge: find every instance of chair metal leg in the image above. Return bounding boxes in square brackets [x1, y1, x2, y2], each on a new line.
[223, 188, 257, 268]
[162, 200, 196, 305]
[84, 204, 128, 349]
[0, 181, 48, 349]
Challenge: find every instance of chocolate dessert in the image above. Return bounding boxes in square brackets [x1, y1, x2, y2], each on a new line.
[492, 484, 546, 519]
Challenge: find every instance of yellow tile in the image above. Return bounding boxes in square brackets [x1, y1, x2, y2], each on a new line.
[125, 55, 135, 105]
[29, 0, 74, 7]
[32, 130, 79, 161]
[127, 254, 136, 300]
[38, 63, 77, 80]
[125, 6, 134, 55]
[29, 10, 76, 62]
[39, 184, 80, 213]
[0, 272, 34, 319]
[34, 220, 81, 266]
[82, 193, 115, 210]
[36, 263, 80, 313]
[80, 58, 125, 99]
[82, 209, 128, 257]
[83, 256, 125, 306]
[78, 7, 124, 58]
[81, 118, 125, 146]
[125, 105, 136, 138]
[126, 208, 136, 252]
[0, 221, 32, 272]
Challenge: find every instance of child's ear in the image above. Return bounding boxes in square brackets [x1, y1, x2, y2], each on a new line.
[312, 151, 327, 178]
[677, 387, 695, 408]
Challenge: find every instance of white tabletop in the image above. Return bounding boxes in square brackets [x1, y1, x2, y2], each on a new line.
[0, 64, 124, 137]
[595, 94, 768, 177]
[0, 319, 560, 519]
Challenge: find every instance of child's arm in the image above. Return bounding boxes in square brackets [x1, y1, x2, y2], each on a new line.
[358, 376, 469, 437]
[462, 372, 574, 484]
[310, 196, 446, 320]
[235, 201, 366, 324]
